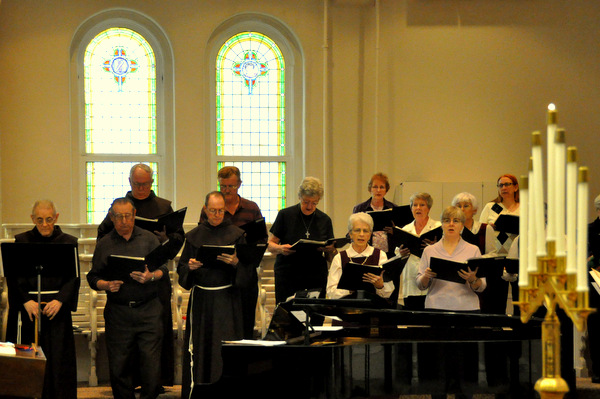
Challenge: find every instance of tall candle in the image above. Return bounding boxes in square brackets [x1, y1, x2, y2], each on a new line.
[528, 157, 537, 274]
[577, 166, 589, 292]
[519, 175, 529, 286]
[566, 147, 578, 274]
[546, 104, 557, 242]
[532, 131, 547, 258]
[555, 129, 566, 256]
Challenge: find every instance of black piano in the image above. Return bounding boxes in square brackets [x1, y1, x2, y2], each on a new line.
[218, 297, 546, 399]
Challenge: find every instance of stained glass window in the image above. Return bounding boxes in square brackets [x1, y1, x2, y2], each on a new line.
[216, 32, 286, 221]
[83, 27, 159, 223]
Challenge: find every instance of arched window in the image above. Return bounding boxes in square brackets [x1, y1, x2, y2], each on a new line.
[71, 10, 174, 223]
[214, 27, 298, 223]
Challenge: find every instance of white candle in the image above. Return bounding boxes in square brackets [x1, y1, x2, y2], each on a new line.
[519, 175, 529, 286]
[555, 129, 566, 256]
[528, 158, 537, 274]
[576, 167, 589, 292]
[546, 104, 557, 242]
[532, 131, 547, 258]
[566, 147, 578, 274]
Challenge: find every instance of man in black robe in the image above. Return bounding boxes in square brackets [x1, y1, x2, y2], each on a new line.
[6, 199, 79, 399]
[198, 166, 265, 339]
[97, 163, 184, 389]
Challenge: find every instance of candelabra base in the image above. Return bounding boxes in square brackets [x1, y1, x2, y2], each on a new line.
[534, 376, 570, 399]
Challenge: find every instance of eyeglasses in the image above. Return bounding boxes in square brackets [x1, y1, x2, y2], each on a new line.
[497, 182, 514, 188]
[112, 213, 134, 221]
[219, 185, 238, 190]
[301, 200, 319, 207]
[442, 218, 462, 224]
[131, 181, 153, 188]
[34, 217, 55, 225]
[207, 208, 226, 215]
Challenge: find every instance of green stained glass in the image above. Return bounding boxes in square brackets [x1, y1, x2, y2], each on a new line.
[216, 32, 285, 157]
[84, 27, 157, 155]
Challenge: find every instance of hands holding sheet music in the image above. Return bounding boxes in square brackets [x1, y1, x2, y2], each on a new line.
[130, 265, 160, 284]
[363, 270, 385, 289]
[188, 251, 239, 270]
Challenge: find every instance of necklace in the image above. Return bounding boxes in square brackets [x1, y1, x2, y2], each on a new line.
[300, 210, 314, 238]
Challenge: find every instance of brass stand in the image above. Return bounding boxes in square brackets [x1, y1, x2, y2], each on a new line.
[515, 241, 593, 399]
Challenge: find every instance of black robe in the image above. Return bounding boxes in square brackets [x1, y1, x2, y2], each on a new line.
[6, 226, 79, 399]
[177, 220, 249, 397]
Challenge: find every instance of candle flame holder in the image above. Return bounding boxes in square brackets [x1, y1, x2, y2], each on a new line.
[514, 106, 593, 399]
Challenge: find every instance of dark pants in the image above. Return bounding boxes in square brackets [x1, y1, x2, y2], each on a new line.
[240, 266, 259, 339]
[105, 298, 163, 399]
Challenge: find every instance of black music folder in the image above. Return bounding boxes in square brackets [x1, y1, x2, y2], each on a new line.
[106, 255, 146, 282]
[329, 237, 351, 248]
[429, 257, 471, 284]
[106, 244, 169, 282]
[195, 244, 236, 266]
[337, 263, 383, 292]
[235, 243, 268, 265]
[430, 255, 506, 283]
[239, 218, 268, 243]
[1, 242, 79, 279]
[367, 205, 413, 231]
[289, 239, 328, 251]
[135, 207, 187, 234]
[494, 214, 519, 235]
[392, 225, 442, 257]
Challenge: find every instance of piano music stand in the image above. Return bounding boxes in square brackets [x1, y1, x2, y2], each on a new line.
[1, 242, 79, 344]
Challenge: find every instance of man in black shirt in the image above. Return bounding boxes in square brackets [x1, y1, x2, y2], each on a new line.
[88, 198, 168, 399]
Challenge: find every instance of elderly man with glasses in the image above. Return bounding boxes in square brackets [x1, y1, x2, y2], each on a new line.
[177, 191, 250, 398]
[88, 197, 169, 399]
[96, 163, 184, 391]
[5, 199, 79, 399]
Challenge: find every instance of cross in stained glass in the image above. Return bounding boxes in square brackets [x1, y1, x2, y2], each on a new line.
[103, 48, 138, 91]
[232, 51, 268, 95]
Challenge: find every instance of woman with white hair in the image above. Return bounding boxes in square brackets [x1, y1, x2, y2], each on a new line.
[451, 192, 490, 254]
[268, 177, 336, 304]
[327, 212, 394, 300]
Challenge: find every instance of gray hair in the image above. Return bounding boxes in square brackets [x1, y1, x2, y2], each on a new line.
[130, 163, 154, 179]
[441, 206, 466, 224]
[348, 212, 374, 233]
[31, 199, 57, 216]
[298, 176, 324, 200]
[110, 197, 136, 214]
[595, 194, 600, 211]
[451, 192, 478, 211]
[410, 192, 433, 209]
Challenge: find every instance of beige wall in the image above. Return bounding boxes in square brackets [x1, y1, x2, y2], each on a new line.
[1, 0, 599, 236]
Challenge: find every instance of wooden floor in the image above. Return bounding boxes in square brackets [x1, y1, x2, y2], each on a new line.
[76, 379, 600, 398]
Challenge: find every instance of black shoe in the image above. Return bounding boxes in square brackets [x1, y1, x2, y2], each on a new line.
[592, 376, 600, 384]
[158, 386, 166, 394]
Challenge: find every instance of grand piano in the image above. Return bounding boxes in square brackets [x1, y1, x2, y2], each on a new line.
[218, 296, 548, 399]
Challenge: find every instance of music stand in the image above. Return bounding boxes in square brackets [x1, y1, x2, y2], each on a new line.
[0, 242, 79, 343]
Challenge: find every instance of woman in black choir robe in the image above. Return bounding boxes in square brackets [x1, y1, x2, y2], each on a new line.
[268, 176, 336, 304]
[177, 192, 250, 398]
[5, 200, 79, 399]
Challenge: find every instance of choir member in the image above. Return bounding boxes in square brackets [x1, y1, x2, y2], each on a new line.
[268, 176, 336, 304]
[352, 172, 397, 255]
[177, 191, 251, 398]
[6, 200, 79, 399]
[327, 212, 394, 300]
[416, 206, 485, 399]
[397, 192, 441, 310]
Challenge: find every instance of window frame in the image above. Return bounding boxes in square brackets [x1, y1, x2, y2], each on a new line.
[205, 14, 305, 218]
[70, 9, 175, 223]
